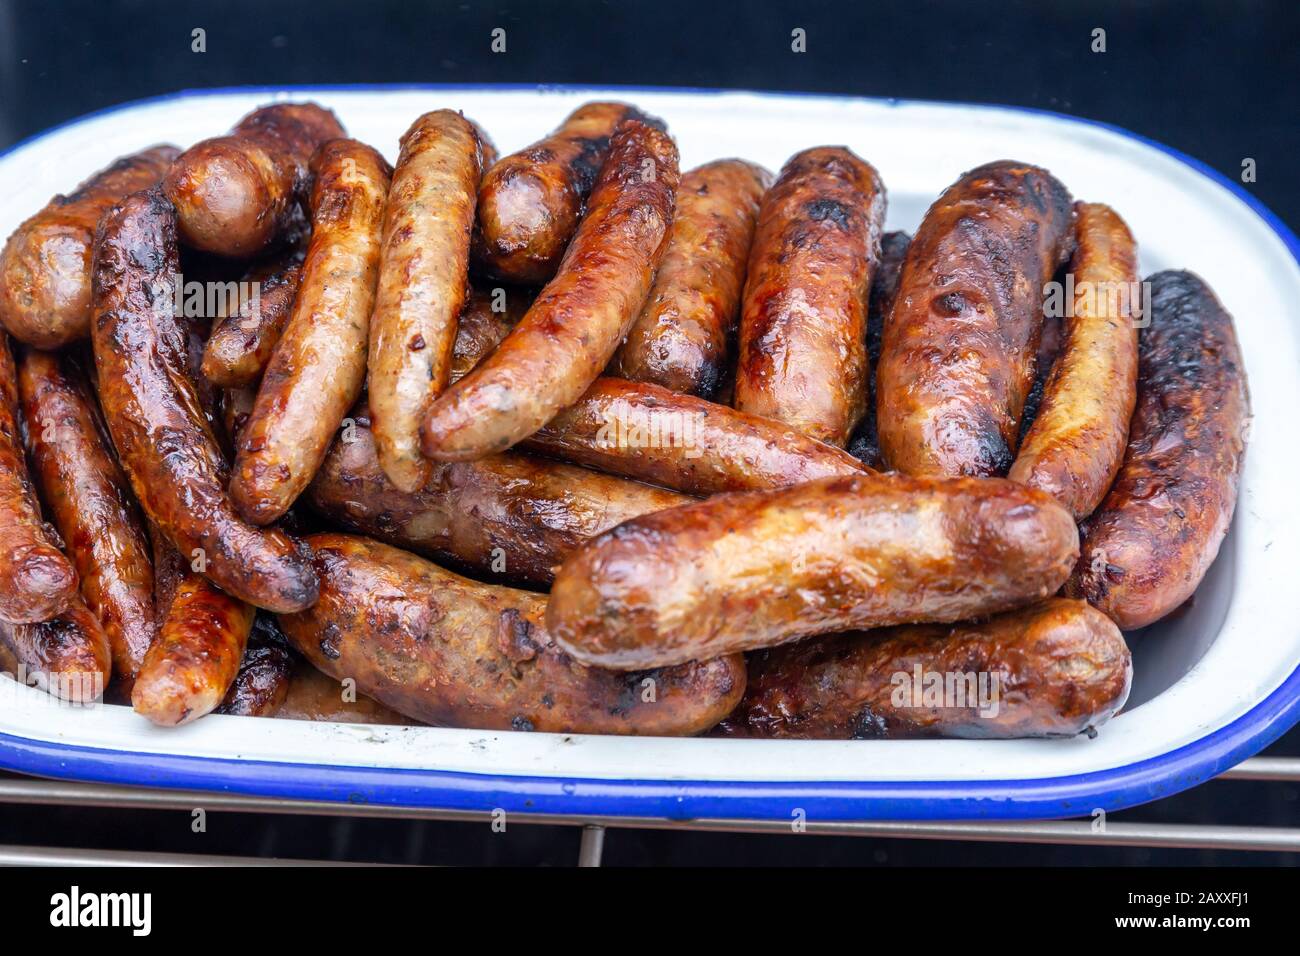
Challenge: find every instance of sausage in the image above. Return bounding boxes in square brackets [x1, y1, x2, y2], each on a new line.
[717, 599, 1131, 739]
[308, 405, 688, 587]
[473, 101, 666, 284]
[367, 111, 494, 491]
[276, 658, 418, 724]
[218, 384, 258, 447]
[91, 186, 318, 613]
[17, 348, 155, 683]
[131, 573, 255, 726]
[733, 147, 886, 447]
[0, 333, 78, 623]
[548, 472, 1079, 669]
[612, 159, 772, 396]
[163, 103, 345, 258]
[0, 145, 180, 348]
[200, 261, 303, 388]
[877, 160, 1075, 476]
[448, 283, 534, 383]
[0, 595, 111, 703]
[1065, 270, 1249, 629]
[523, 377, 870, 495]
[230, 140, 391, 525]
[847, 229, 911, 468]
[277, 534, 746, 735]
[1008, 203, 1140, 520]
[422, 120, 680, 461]
[215, 614, 294, 717]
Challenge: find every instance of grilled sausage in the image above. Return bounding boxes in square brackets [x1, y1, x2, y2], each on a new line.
[548, 472, 1079, 669]
[91, 186, 318, 613]
[275, 657, 417, 724]
[613, 159, 772, 396]
[448, 283, 534, 383]
[231, 140, 391, 525]
[17, 348, 155, 683]
[163, 103, 344, 258]
[0, 595, 111, 703]
[717, 598, 1131, 739]
[473, 101, 666, 284]
[0, 146, 179, 348]
[0, 333, 78, 624]
[200, 261, 303, 388]
[131, 573, 255, 726]
[848, 229, 911, 468]
[1065, 270, 1249, 629]
[218, 384, 257, 447]
[215, 614, 294, 717]
[1008, 203, 1140, 520]
[877, 161, 1075, 476]
[523, 377, 869, 495]
[367, 111, 493, 492]
[733, 147, 886, 447]
[308, 405, 688, 587]
[277, 534, 745, 734]
[422, 120, 679, 460]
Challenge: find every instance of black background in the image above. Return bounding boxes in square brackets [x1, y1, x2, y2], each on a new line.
[0, 0, 1297, 866]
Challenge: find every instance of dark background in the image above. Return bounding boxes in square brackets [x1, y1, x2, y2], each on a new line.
[0, 0, 1296, 866]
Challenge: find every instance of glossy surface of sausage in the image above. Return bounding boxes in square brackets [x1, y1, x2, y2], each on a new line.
[275, 657, 417, 724]
[448, 284, 534, 383]
[0, 595, 111, 703]
[200, 261, 303, 388]
[848, 229, 911, 468]
[215, 614, 294, 717]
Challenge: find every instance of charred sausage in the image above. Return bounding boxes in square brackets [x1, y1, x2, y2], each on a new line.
[215, 614, 294, 717]
[449, 283, 534, 383]
[0, 594, 111, 703]
[848, 229, 912, 468]
[200, 260, 303, 389]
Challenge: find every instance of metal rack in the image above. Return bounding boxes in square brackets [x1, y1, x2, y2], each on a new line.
[1, 756, 1297, 866]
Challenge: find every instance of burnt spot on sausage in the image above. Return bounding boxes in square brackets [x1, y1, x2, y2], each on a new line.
[848, 705, 889, 739]
[804, 198, 855, 230]
[510, 715, 536, 732]
[497, 607, 539, 665]
[568, 136, 612, 196]
[319, 622, 341, 660]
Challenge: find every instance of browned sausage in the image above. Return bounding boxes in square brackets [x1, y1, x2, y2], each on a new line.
[548, 473, 1079, 669]
[612, 159, 772, 396]
[733, 147, 886, 447]
[448, 283, 534, 383]
[0, 333, 78, 623]
[1008, 203, 1140, 520]
[1065, 270, 1249, 629]
[17, 348, 155, 683]
[91, 186, 318, 613]
[218, 384, 257, 447]
[0, 146, 180, 348]
[230, 140, 391, 525]
[275, 658, 418, 724]
[308, 405, 688, 587]
[848, 229, 911, 468]
[0, 594, 111, 703]
[523, 377, 869, 495]
[215, 615, 294, 717]
[717, 599, 1131, 739]
[422, 120, 679, 460]
[877, 161, 1075, 476]
[200, 261, 303, 388]
[367, 111, 494, 492]
[163, 103, 344, 258]
[131, 573, 255, 726]
[473, 101, 665, 284]
[277, 534, 745, 734]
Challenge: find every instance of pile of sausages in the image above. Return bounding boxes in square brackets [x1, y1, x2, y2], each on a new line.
[0, 100, 1250, 741]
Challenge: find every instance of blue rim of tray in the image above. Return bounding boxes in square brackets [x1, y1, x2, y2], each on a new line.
[0, 83, 1296, 822]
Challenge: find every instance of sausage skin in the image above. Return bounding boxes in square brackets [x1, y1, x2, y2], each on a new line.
[215, 614, 294, 717]
[613, 159, 772, 396]
[718, 599, 1131, 739]
[200, 261, 303, 388]
[877, 160, 1075, 476]
[0, 145, 179, 348]
[421, 120, 680, 461]
[91, 186, 318, 613]
[231, 140, 391, 525]
[734, 147, 885, 447]
[548, 473, 1079, 669]
[277, 534, 745, 735]
[1065, 270, 1250, 629]
[848, 229, 912, 468]
[367, 111, 493, 491]
[449, 284, 534, 383]
[163, 103, 344, 258]
[0, 595, 111, 703]
[275, 657, 417, 724]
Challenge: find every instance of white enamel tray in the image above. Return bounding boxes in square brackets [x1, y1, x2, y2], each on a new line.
[1, 85, 1296, 821]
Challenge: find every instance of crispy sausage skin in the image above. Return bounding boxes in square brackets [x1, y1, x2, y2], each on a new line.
[278, 534, 745, 735]
[0, 334, 78, 623]
[1066, 270, 1249, 629]
[131, 573, 255, 726]
[308, 405, 688, 587]
[449, 283, 534, 382]
[613, 159, 772, 396]
[422, 120, 680, 461]
[0, 145, 179, 348]
[523, 377, 869, 495]
[275, 657, 416, 724]
[163, 103, 344, 258]
[878, 160, 1075, 476]
[1008, 203, 1140, 520]
[0, 595, 111, 703]
[367, 111, 493, 492]
[215, 614, 294, 717]
[718, 599, 1131, 739]
[548, 473, 1079, 669]
[200, 261, 303, 389]
[231, 140, 391, 525]
[473, 101, 665, 284]
[91, 187, 318, 613]
[18, 348, 155, 683]
[734, 147, 885, 447]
